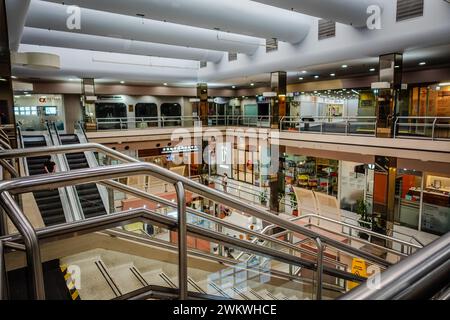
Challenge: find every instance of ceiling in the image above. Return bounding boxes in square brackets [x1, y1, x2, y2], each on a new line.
[6, 0, 450, 89]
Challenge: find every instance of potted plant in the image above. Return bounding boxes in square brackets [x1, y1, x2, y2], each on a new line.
[259, 191, 268, 206]
[289, 193, 299, 216]
[355, 199, 372, 240]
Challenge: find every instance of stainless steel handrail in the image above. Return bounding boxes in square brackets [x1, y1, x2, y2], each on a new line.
[0, 163, 385, 299]
[280, 116, 377, 136]
[0, 207, 363, 299]
[0, 153, 391, 265]
[394, 116, 450, 140]
[296, 214, 422, 251]
[0, 144, 395, 265]
[0, 144, 393, 299]
[339, 232, 450, 300]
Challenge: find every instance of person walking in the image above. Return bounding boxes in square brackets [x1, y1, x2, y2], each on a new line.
[222, 173, 228, 193]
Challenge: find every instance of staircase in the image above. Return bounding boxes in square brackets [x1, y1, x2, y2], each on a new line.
[23, 135, 66, 226]
[59, 134, 107, 219]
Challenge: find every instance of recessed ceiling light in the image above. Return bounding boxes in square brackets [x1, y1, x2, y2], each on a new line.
[299, 77, 304, 80]
[341, 64, 348, 69]
[419, 61, 426, 66]
[369, 68, 376, 72]
[394, 65, 400, 69]
[301, 70, 307, 74]
[232, 85, 236, 89]
[314, 75, 319, 79]
[330, 73, 336, 77]
[250, 83, 255, 86]
[120, 81, 125, 84]
[163, 83, 168, 86]
[11, 76, 17, 79]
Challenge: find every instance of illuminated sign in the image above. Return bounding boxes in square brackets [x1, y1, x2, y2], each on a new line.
[161, 145, 199, 154]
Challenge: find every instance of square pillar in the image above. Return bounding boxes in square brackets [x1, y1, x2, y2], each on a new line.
[270, 71, 287, 129]
[197, 83, 208, 125]
[375, 53, 403, 138]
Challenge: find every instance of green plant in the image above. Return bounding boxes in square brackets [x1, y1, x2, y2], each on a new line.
[355, 200, 371, 224]
[259, 191, 268, 205]
[355, 199, 371, 240]
[289, 193, 297, 209]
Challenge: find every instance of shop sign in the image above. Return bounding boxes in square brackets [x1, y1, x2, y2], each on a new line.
[161, 145, 199, 154]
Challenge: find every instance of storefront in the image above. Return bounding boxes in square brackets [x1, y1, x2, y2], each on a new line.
[283, 154, 339, 197]
[14, 94, 65, 131]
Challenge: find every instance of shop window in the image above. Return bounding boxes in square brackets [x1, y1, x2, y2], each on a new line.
[160, 103, 181, 117]
[135, 103, 157, 118]
[95, 102, 127, 119]
[421, 173, 450, 235]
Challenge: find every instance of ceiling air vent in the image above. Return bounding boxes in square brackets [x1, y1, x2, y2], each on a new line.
[396, 0, 424, 22]
[200, 61, 207, 68]
[266, 38, 278, 53]
[318, 19, 336, 40]
[228, 52, 237, 62]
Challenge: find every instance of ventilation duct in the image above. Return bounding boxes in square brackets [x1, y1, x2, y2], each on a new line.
[26, 1, 263, 55]
[21, 27, 225, 63]
[40, 0, 312, 44]
[14, 45, 199, 82]
[253, 0, 384, 28]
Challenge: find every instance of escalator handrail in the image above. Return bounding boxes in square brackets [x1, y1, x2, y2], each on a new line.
[0, 144, 392, 267]
[0, 206, 366, 300]
[0, 142, 422, 253]
[0, 159, 392, 269]
[0, 144, 393, 299]
[0, 144, 343, 272]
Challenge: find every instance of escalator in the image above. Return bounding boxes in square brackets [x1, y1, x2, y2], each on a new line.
[22, 135, 66, 226]
[59, 134, 107, 219]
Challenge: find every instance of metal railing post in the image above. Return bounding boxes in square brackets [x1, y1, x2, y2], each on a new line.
[174, 181, 188, 300]
[431, 117, 438, 140]
[0, 192, 45, 300]
[393, 117, 399, 138]
[315, 237, 323, 300]
[288, 232, 294, 275]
